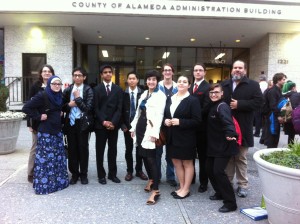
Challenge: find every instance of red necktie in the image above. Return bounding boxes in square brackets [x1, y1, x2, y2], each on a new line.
[193, 84, 198, 93]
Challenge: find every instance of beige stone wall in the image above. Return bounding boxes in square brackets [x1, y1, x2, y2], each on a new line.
[250, 33, 300, 87]
[249, 34, 269, 82]
[4, 26, 73, 84]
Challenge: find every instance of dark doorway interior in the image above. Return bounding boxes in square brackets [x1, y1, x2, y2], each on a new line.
[22, 53, 46, 101]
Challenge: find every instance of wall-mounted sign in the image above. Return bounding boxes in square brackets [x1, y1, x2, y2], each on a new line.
[278, 59, 289, 64]
[1, 0, 300, 21]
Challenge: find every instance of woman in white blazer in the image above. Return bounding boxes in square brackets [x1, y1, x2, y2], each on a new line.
[130, 70, 166, 205]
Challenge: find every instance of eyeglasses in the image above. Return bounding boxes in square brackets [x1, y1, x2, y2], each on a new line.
[51, 83, 62, 86]
[194, 69, 204, 72]
[163, 69, 172, 72]
[209, 91, 221, 95]
[73, 74, 83, 78]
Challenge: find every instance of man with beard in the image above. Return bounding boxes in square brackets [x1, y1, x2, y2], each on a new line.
[264, 73, 287, 148]
[221, 60, 263, 198]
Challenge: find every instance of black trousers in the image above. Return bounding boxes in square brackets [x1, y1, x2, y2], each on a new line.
[265, 118, 280, 148]
[194, 130, 208, 186]
[66, 119, 90, 178]
[254, 110, 262, 135]
[95, 128, 119, 178]
[123, 130, 143, 173]
[206, 156, 237, 208]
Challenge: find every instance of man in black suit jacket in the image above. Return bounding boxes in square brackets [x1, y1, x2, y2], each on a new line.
[94, 65, 123, 184]
[120, 72, 147, 181]
[189, 63, 210, 193]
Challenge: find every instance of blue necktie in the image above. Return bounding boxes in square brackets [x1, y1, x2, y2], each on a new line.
[130, 92, 135, 120]
[70, 107, 77, 126]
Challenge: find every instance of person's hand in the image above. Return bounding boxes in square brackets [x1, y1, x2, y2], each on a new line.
[230, 98, 238, 110]
[68, 100, 77, 107]
[108, 123, 115, 130]
[226, 136, 237, 141]
[171, 118, 179, 126]
[164, 119, 172, 127]
[73, 89, 80, 98]
[123, 128, 128, 132]
[130, 132, 135, 138]
[28, 127, 33, 132]
[278, 116, 284, 124]
[150, 136, 156, 142]
[41, 114, 47, 121]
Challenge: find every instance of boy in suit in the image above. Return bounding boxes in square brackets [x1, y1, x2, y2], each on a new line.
[121, 72, 148, 181]
[94, 65, 123, 184]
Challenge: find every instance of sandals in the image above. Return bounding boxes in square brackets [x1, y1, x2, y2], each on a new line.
[144, 179, 153, 192]
[146, 190, 160, 205]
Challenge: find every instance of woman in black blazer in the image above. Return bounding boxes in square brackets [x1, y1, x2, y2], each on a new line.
[164, 75, 201, 199]
[26, 64, 54, 183]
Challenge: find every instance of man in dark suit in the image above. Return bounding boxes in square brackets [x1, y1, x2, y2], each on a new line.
[120, 72, 148, 181]
[94, 65, 123, 184]
[189, 63, 210, 193]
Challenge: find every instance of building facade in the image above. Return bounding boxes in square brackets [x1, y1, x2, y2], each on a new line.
[1, 0, 300, 109]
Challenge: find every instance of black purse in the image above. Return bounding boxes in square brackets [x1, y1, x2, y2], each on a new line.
[80, 112, 94, 132]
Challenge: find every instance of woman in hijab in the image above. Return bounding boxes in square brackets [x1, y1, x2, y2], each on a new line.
[23, 75, 69, 194]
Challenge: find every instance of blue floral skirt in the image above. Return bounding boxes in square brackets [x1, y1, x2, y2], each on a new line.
[33, 132, 69, 194]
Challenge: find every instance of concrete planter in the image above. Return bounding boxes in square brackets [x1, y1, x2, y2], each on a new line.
[253, 148, 300, 224]
[0, 118, 22, 154]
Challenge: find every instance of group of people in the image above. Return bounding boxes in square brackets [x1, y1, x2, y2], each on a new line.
[23, 60, 265, 213]
[256, 72, 300, 147]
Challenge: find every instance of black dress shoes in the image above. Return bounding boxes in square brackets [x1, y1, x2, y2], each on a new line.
[136, 171, 148, 180]
[198, 184, 207, 193]
[218, 205, 237, 213]
[80, 176, 89, 185]
[209, 194, 223, 200]
[173, 192, 190, 199]
[108, 176, 121, 183]
[125, 172, 133, 181]
[70, 176, 79, 185]
[98, 177, 107, 185]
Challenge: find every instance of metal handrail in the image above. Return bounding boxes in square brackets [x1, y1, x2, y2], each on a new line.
[3, 77, 38, 108]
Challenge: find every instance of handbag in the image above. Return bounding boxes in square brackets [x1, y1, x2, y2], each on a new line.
[148, 120, 166, 147]
[80, 112, 94, 132]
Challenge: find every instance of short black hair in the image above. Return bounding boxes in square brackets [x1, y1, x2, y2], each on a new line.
[100, 64, 113, 74]
[144, 70, 161, 82]
[72, 67, 87, 77]
[127, 71, 139, 79]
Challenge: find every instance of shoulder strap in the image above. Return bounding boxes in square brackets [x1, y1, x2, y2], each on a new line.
[43, 91, 50, 113]
[217, 102, 226, 112]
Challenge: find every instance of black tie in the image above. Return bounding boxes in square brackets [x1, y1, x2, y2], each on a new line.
[130, 92, 135, 120]
[106, 84, 110, 96]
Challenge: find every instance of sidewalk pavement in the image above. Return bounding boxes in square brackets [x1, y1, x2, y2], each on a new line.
[0, 120, 296, 224]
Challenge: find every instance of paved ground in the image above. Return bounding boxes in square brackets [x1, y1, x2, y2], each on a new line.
[0, 120, 296, 224]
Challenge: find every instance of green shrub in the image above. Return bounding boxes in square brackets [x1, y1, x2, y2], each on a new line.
[0, 83, 9, 112]
[261, 142, 300, 169]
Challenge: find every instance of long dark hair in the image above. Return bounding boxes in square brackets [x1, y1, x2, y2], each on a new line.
[38, 64, 55, 84]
